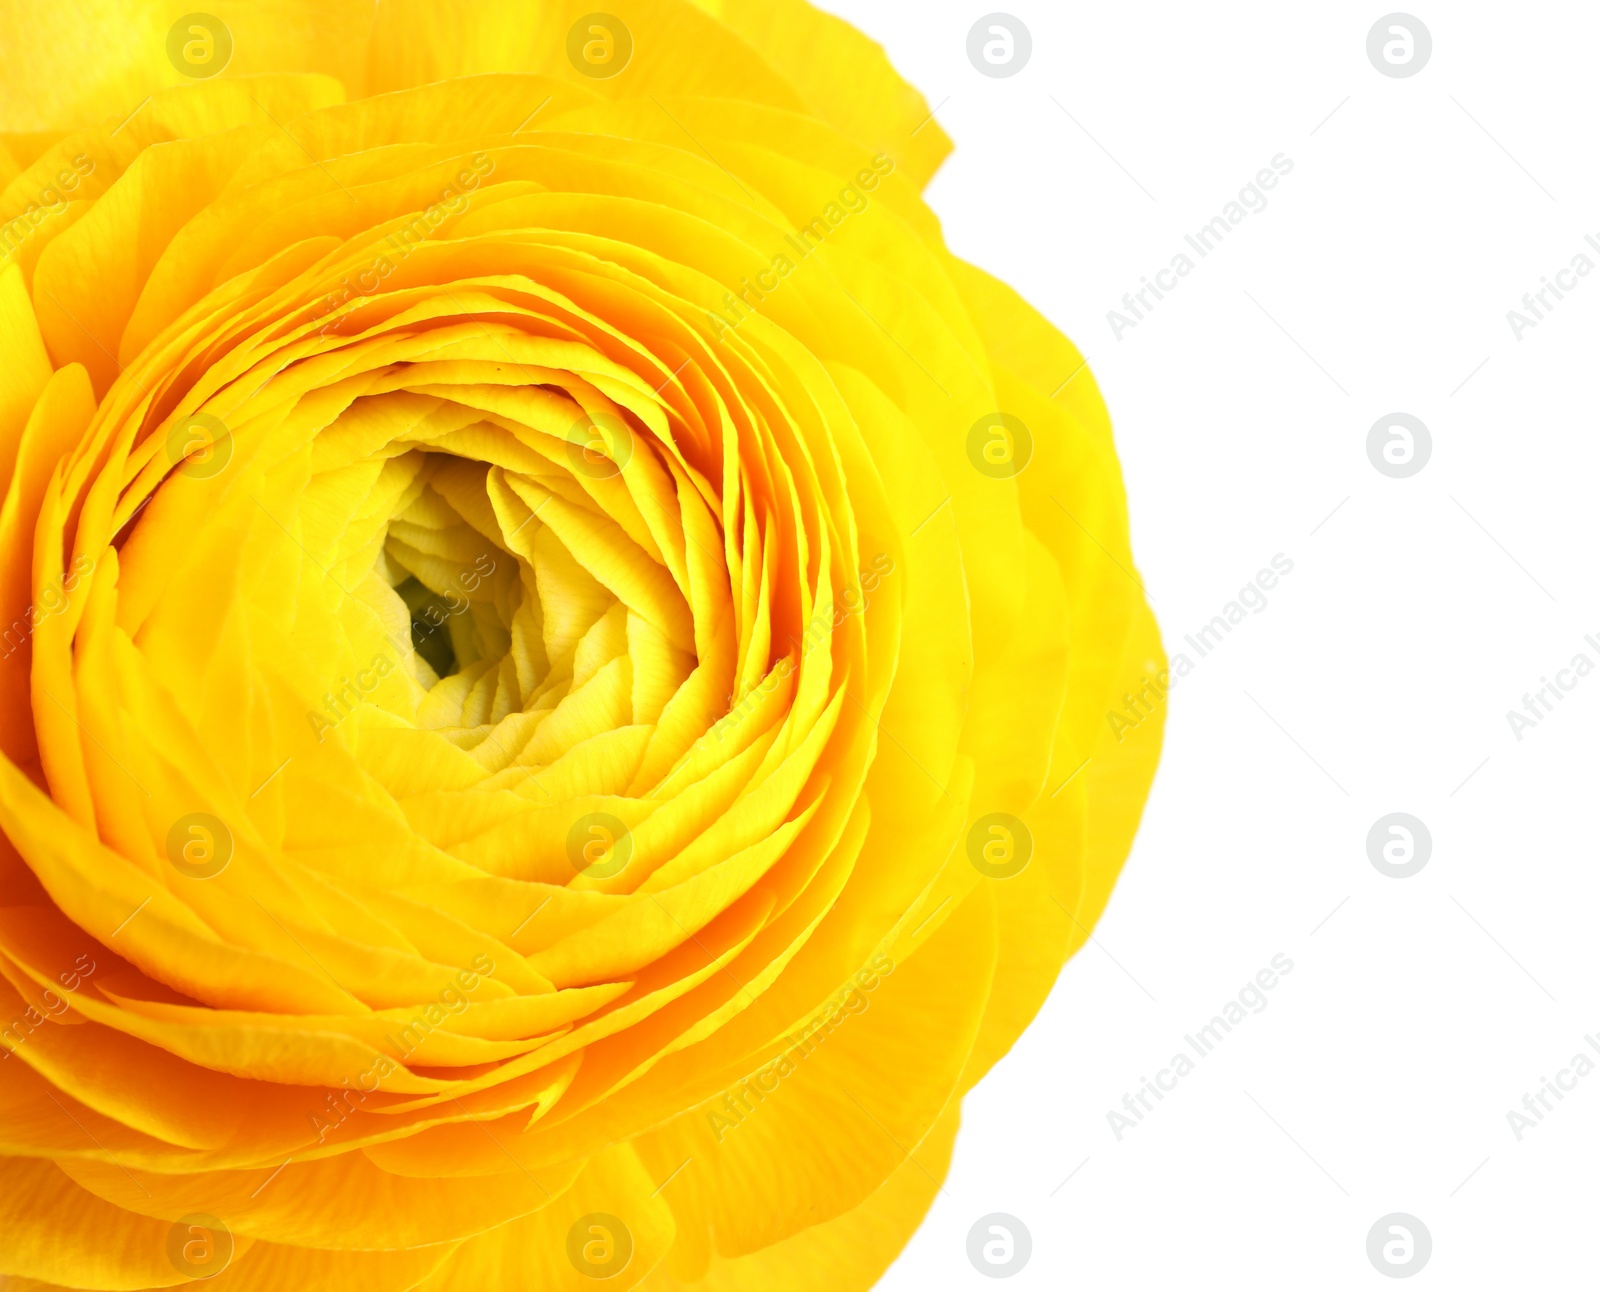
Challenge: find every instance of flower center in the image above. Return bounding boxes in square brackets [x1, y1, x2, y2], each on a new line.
[380, 452, 518, 689]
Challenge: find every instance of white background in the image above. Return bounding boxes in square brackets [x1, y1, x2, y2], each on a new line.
[820, 2, 1600, 1286]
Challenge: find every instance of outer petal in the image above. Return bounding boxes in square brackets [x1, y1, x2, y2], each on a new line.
[0, 0, 376, 133]
[0, 363, 95, 768]
[630, 878, 997, 1270]
[686, 0, 952, 189]
[0, 1158, 222, 1290]
[416, 1143, 676, 1291]
[0, 263, 53, 490]
[948, 256, 1167, 1087]
[366, 0, 806, 114]
[639, 1097, 962, 1292]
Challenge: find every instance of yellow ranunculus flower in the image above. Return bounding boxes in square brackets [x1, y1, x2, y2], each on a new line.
[0, 1, 1163, 1287]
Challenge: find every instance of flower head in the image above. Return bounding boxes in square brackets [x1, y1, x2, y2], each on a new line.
[0, 2, 1163, 1287]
